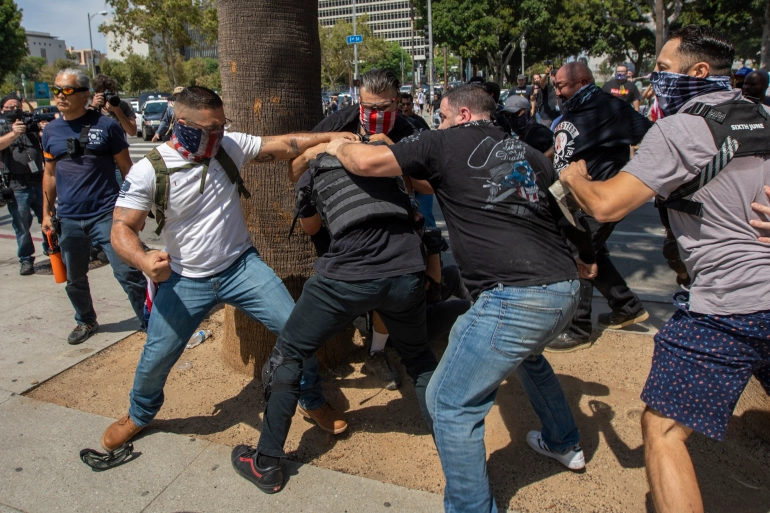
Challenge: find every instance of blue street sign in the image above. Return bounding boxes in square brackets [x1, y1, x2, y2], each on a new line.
[347, 35, 363, 44]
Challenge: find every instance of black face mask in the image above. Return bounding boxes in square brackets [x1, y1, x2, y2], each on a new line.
[510, 111, 532, 134]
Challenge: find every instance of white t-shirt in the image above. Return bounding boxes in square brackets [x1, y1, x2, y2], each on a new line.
[115, 132, 261, 278]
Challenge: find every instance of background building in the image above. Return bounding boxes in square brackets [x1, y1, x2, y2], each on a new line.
[318, 0, 428, 60]
[69, 48, 105, 69]
[24, 30, 67, 65]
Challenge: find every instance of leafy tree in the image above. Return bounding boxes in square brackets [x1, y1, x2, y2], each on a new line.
[100, 0, 217, 87]
[319, 15, 389, 89]
[0, 0, 27, 79]
[412, 0, 591, 85]
[677, 0, 765, 63]
[182, 57, 221, 90]
[362, 41, 412, 81]
[101, 58, 131, 91]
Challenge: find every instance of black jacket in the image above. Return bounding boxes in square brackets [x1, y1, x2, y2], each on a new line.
[553, 88, 652, 181]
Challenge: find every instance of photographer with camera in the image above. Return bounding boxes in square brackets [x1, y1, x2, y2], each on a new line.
[41, 68, 146, 345]
[0, 94, 50, 275]
[91, 74, 136, 137]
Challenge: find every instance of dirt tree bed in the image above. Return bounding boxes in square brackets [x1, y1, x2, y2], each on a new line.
[28, 307, 770, 512]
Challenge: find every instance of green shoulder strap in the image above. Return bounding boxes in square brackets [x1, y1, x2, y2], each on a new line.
[214, 146, 251, 199]
[147, 147, 196, 235]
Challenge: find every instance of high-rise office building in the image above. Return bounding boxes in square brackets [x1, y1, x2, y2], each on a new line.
[318, 0, 428, 59]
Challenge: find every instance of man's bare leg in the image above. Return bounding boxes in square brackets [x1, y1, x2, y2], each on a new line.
[641, 406, 703, 513]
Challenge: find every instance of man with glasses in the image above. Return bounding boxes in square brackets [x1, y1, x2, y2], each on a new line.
[41, 68, 147, 345]
[287, 69, 419, 394]
[0, 94, 50, 275]
[98, 85, 356, 456]
[547, 62, 652, 352]
[399, 93, 430, 131]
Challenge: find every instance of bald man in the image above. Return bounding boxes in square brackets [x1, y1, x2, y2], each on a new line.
[548, 62, 653, 351]
[742, 70, 770, 106]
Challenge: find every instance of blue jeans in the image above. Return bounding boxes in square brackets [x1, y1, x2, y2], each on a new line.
[427, 280, 581, 513]
[59, 211, 147, 329]
[128, 248, 325, 427]
[6, 181, 49, 263]
[414, 192, 437, 228]
[59, 209, 147, 328]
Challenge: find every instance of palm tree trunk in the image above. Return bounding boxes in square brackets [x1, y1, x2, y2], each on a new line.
[217, 0, 357, 376]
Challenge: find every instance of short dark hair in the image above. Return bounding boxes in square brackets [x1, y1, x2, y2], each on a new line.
[443, 85, 497, 120]
[175, 86, 223, 110]
[482, 81, 501, 103]
[668, 25, 734, 76]
[401, 93, 413, 102]
[361, 68, 400, 96]
[92, 74, 117, 92]
[0, 94, 22, 109]
[467, 76, 484, 85]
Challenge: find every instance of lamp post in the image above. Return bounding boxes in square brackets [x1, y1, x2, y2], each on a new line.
[352, 0, 358, 85]
[88, 11, 108, 78]
[520, 35, 527, 76]
[20, 73, 26, 99]
[427, 0, 434, 99]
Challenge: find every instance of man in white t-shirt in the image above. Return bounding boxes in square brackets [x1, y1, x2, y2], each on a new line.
[98, 86, 357, 453]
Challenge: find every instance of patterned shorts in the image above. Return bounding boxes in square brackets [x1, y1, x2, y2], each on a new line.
[641, 292, 770, 441]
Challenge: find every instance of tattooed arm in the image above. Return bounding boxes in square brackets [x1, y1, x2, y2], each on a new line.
[254, 132, 359, 163]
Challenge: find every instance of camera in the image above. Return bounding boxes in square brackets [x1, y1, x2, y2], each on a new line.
[544, 59, 553, 66]
[66, 137, 81, 156]
[3, 109, 39, 133]
[103, 90, 121, 107]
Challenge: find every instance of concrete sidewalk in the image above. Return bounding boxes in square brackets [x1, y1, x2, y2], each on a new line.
[0, 213, 446, 513]
[0, 208, 673, 513]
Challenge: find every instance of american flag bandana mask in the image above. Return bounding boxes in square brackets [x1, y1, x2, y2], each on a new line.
[360, 106, 397, 135]
[172, 121, 224, 162]
[650, 71, 732, 117]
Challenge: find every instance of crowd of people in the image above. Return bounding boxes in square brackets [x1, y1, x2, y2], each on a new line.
[1, 22, 768, 513]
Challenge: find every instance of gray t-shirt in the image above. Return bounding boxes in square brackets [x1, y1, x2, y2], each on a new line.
[624, 89, 770, 315]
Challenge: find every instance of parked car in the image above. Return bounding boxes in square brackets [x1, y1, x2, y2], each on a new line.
[138, 91, 170, 112]
[137, 100, 168, 140]
[32, 105, 59, 122]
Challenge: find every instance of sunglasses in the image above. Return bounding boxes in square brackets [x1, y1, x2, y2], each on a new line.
[178, 117, 232, 131]
[51, 86, 89, 96]
[360, 98, 398, 110]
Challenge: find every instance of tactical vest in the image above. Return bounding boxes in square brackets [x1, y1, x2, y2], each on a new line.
[655, 99, 770, 216]
[54, 111, 110, 161]
[291, 152, 412, 239]
[146, 145, 250, 235]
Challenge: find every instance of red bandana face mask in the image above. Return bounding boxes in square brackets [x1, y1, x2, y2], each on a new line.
[360, 106, 397, 135]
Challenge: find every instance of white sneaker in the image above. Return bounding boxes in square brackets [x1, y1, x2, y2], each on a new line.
[526, 430, 585, 470]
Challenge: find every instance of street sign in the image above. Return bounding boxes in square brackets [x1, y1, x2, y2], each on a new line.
[34, 82, 50, 99]
[347, 35, 363, 44]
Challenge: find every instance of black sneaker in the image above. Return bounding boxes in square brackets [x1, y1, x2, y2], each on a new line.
[19, 261, 35, 276]
[597, 310, 649, 330]
[365, 350, 402, 390]
[544, 332, 592, 353]
[231, 445, 284, 494]
[67, 322, 99, 345]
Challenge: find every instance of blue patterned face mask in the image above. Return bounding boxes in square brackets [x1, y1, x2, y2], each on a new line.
[650, 71, 732, 117]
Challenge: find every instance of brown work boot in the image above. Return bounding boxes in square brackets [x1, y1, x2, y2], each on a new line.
[297, 402, 348, 434]
[101, 414, 144, 452]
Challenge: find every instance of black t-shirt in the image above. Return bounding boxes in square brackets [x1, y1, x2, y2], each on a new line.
[602, 78, 641, 105]
[509, 85, 533, 101]
[541, 79, 559, 120]
[553, 89, 652, 181]
[520, 122, 554, 154]
[406, 113, 431, 131]
[389, 122, 594, 298]
[431, 99, 441, 111]
[303, 105, 424, 281]
[0, 121, 44, 184]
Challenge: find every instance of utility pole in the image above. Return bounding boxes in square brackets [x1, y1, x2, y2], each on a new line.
[655, 0, 665, 55]
[444, 46, 448, 89]
[427, 0, 434, 98]
[352, 0, 358, 87]
[409, 0, 416, 92]
[88, 11, 108, 78]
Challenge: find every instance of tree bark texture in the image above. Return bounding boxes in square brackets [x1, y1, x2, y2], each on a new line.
[217, 0, 357, 376]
